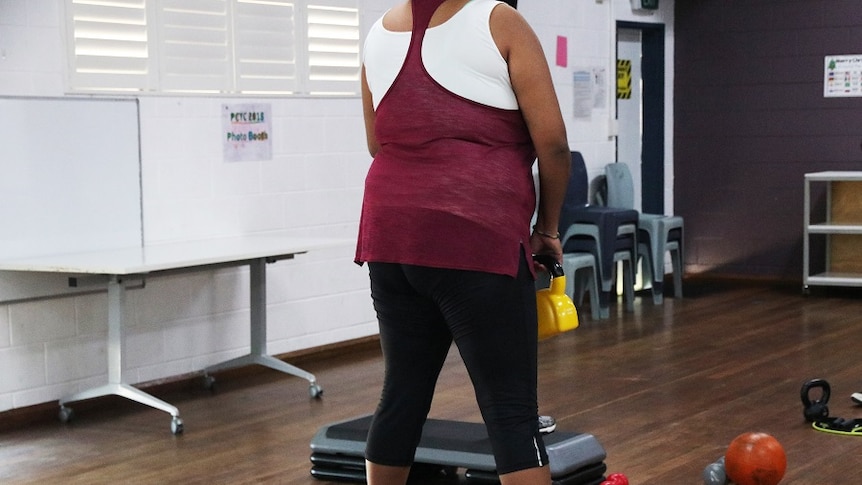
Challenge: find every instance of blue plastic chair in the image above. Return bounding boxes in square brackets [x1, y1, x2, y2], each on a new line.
[559, 153, 637, 319]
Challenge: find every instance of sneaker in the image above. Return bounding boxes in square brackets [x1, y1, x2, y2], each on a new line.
[852, 392, 862, 405]
[538, 415, 556, 434]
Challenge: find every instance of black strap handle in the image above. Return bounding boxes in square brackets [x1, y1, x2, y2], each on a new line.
[532, 254, 564, 278]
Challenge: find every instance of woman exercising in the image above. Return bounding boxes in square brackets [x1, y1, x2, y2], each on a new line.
[356, 1, 570, 484]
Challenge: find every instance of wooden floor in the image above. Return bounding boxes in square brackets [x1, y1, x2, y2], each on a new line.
[2, 280, 862, 484]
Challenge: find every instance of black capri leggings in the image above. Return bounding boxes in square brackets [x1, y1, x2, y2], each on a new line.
[364, 253, 548, 475]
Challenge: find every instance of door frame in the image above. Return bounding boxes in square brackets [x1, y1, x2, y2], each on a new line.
[616, 21, 665, 214]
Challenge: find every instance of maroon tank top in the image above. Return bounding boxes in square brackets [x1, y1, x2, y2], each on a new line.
[355, 0, 536, 277]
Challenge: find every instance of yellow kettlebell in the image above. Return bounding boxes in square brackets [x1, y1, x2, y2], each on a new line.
[533, 254, 579, 340]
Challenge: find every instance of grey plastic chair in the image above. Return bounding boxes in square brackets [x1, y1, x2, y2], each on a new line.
[562, 251, 600, 321]
[560, 224, 632, 319]
[603, 162, 683, 304]
[559, 153, 637, 319]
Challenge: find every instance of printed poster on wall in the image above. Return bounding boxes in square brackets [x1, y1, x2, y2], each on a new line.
[222, 103, 272, 161]
[573, 70, 593, 119]
[572, 67, 608, 119]
[824, 55, 862, 98]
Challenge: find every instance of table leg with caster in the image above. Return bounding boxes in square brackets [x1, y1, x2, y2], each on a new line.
[58, 276, 184, 434]
[203, 258, 322, 398]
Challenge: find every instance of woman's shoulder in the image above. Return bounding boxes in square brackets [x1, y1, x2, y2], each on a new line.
[487, 0, 532, 58]
[380, 2, 412, 32]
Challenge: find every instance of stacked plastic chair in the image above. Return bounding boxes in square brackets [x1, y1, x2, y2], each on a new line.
[602, 162, 683, 304]
[559, 152, 638, 319]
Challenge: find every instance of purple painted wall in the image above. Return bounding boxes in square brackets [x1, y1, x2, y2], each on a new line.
[675, 0, 862, 280]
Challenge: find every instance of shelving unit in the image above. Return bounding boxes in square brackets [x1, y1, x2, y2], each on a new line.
[803, 171, 862, 291]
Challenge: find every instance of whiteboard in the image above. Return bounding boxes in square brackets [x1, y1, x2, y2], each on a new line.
[0, 96, 142, 302]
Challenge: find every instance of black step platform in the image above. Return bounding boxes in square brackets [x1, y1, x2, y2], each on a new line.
[309, 415, 607, 484]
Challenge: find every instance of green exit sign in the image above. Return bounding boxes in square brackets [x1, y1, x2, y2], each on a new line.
[632, 0, 658, 10]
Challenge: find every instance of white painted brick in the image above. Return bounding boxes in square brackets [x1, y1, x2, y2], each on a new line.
[144, 198, 240, 243]
[172, 268, 251, 316]
[124, 326, 166, 369]
[141, 200, 185, 243]
[204, 198, 245, 235]
[155, 121, 202, 160]
[304, 153, 349, 190]
[26, 0, 60, 27]
[0, 344, 46, 393]
[157, 156, 212, 200]
[344, 151, 373, 183]
[268, 320, 378, 357]
[195, 348, 248, 372]
[0, 393, 13, 412]
[0, 0, 27, 25]
[13, 381, 77, 409]
[0, 71, 33, 95]
[26, 26, 61, 71]
[213, 161, 263, 196]
[45, 336, 105, 384]
[141, 118, 186, 161]
[260, 155, 307, 193]
[75, 292, 109, 336]
[186, 118, 223, 160]
[29, 71, 63, 96]
[9, 298, 76, 345]
[133, 275, 198, 327]
[321, 188, 364, 224]
[0, 306, 9, 348]
[268, 261, 319, 301]
[173, 272, 226, 319]
[323, 115, 366, 154]
[267, 289, 374, 343]
[134, 358, 198, 385]
[162, 312, 248, 361]
[267, 301, 312, 340]
[0, 26, 30, 70]
[236, 194, 286, 233]
[281, 116, 327, 155]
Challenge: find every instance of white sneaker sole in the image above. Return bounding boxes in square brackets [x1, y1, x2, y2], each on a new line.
[538, 415, 556, 434]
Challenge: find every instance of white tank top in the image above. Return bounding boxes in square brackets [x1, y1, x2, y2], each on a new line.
[363, 0, 518, 111]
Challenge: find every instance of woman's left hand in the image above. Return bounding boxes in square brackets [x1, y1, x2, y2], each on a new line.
[530, 230, 563, 273]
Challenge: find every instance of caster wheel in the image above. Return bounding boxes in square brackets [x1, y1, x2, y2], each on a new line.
[58, 406, 74, 423]
[202, 374, 216, 391]
[171, 417, 184, 435]
[309, 383, 323, 399]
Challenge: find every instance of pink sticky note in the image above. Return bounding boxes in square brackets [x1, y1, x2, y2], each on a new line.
[556, 36, 567, 67]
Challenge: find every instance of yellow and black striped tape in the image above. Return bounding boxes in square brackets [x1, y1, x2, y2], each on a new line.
[617, 59, 632, 99]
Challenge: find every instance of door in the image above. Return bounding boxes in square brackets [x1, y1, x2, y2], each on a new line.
[616, 22, 665, 214]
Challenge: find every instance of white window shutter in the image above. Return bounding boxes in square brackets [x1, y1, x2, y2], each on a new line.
[157, 0, 232, 93]
[234, 0, 298, 94]
[306, 0, 360, 95]
[67, 0, 152, 92]
[65, 0, 359, 95]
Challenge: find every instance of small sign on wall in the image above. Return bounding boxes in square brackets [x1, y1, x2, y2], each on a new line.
[631, 0, 658, 10]
[222, 103, 272, 161]
[556, 36, 567, 67]
[573, 70, 592, 119]
[572, 67, 609, 120]
[824, 54, 862, 98]
[617, 59, 632, 99]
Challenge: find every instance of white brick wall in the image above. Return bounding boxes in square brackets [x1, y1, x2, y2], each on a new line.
[0, 0, 674, 412]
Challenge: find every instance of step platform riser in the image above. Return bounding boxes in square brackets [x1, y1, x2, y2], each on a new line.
[309, 415, 607, 484]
